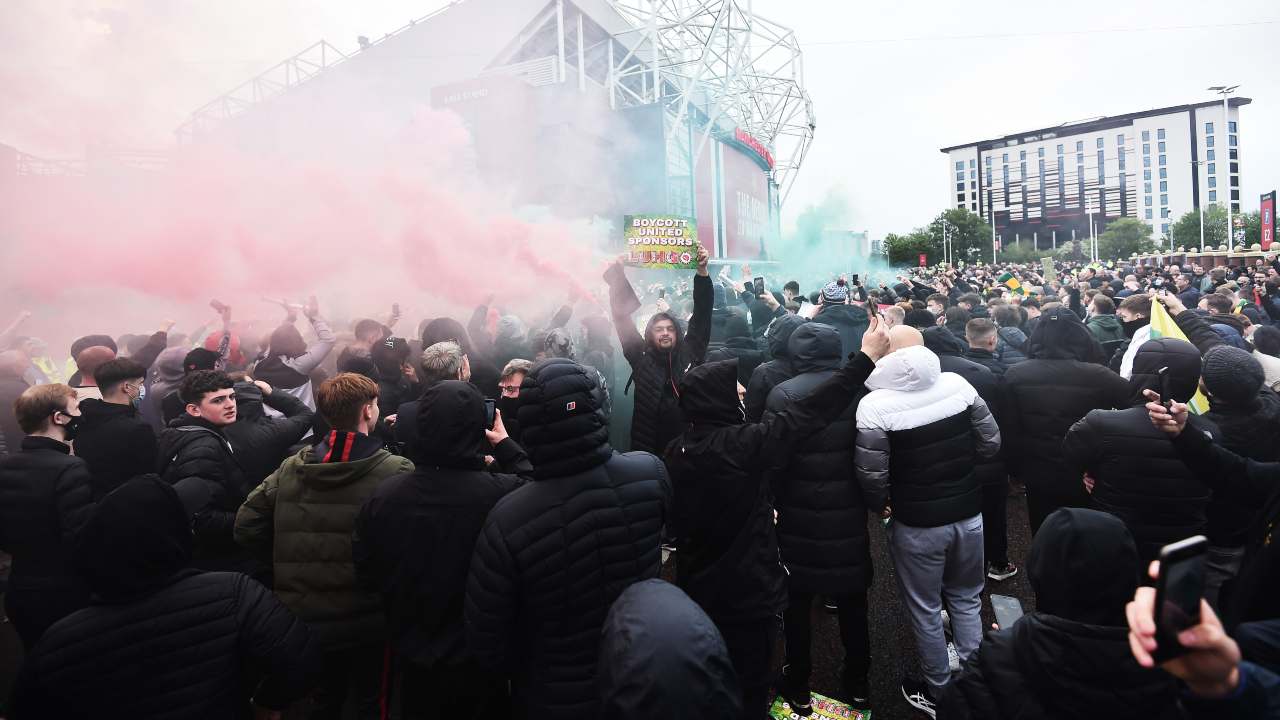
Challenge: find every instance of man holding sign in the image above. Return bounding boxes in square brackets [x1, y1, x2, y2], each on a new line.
[604, 243, 712, 454]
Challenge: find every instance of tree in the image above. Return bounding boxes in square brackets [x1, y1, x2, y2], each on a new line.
[1239, 210, 1262, 249]
[1170, 204, 1228, 251]
[1097, 217, 1157, 261]
[884, 230, 936, 265]
[883, 208, 993, 265]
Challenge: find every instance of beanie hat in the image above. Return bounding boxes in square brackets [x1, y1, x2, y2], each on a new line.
[822, 279, 850, 304]
[183, 348, 220, 374]
[1202, 345, 1263, 407]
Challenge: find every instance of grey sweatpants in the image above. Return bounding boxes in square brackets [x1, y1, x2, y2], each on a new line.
[888, 514, 985, 689]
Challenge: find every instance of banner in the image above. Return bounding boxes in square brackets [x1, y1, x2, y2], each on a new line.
[771, 692, 868, 720]
[1149, 299, 1211, 414]
[624, 215, 698, 269]
[1041, 257, 1055, 280]
[1263, 191, 1276, 251]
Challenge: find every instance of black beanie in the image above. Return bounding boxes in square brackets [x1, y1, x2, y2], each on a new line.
[183, 347, 220, 374]
[1202, 345, 1264, 407]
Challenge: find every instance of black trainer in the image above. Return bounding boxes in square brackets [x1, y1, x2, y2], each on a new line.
[776, 665, 813, 717]
[842, 672, 870, 708]
[901, 677, 937, 718]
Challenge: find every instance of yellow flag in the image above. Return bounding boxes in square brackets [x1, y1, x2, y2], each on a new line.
[1148, 300, 1211, 414]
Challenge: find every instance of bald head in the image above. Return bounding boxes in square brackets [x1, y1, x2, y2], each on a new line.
[888, 325, 924, 353]
[76, 345, 117, 386]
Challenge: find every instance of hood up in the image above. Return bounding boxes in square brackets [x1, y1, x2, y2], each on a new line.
[865, 345, 941, 392]
[1128, 338, 1202, 406]
[764, 313, 806, 359]
[417, 380, 487, 469]
[1027, 306, 1105, 363]
[598, 579, 741, 719]
[678, 358, 744, 427]
[517, 358, 611, 479]
[921, 326, 967, 357]
[76, 475, 194, 602]
[1029, 508, 1139, 626]
[787, 322, 842, 374]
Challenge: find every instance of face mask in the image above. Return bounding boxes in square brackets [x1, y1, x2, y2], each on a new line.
[131, 382, 145, 410]
[1121, 317, 1147, 339]
[55, 412, 82, 442]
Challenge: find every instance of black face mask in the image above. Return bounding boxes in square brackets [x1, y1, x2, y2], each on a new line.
[1121, 317, 1148, 339]
[496, 397, 522, 440]
[56, 412, 83, 442]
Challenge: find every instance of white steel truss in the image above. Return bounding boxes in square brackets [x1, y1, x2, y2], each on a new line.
[608, 0, 814, 201]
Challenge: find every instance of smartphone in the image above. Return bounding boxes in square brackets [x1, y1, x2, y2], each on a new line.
[484, 398, 496, 430]
[851, 273, 860, 284]
[1158, 366, 1173, 410]
[658, 287, 665, 299]
[752, 277, 765, 296]
[1153, 535, 1209, 662]
[991, 594, 1024, 630]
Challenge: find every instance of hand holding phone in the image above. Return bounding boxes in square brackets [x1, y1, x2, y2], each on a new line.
[1152, 535, 1209, 663]
[484, 398, 497, 430]
[752, 277, 765, 296]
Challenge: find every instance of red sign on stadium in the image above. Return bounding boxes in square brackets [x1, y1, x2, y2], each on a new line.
[734, 128, 775, 170]
[721, 144, 770, 260]
[1263, 191, 1276, 251]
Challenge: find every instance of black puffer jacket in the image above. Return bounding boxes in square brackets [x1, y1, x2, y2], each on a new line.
[605, 265, 712, 453]
[1002, 308, 1130, 515]
[764, 323, 870, 595]
[922, 329, 1006, 490]
[1063, 339, 1215, 563]
[0, 436, 94, 647]
[223, 382, 315, 486]
[354, 381, 530, 669]
[744, 313, 805, 423]
[668, 352, 877, 621]
[705, 335, 765, 388]
[74, 398, 157, 500]
[12, 476, 320, 720]
[597, 579, 741, 720]
[1203, 389, 1280, 547]
[465, 359, 666, 720]
[812, 302, 870, 360]
[940, 508, 1184, 720]
[157, 417, 254, 573]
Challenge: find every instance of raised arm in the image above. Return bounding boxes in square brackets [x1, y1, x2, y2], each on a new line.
[604, 261, 647, 365]
[684, 244, 713, 363]
[282, 302, 336, 376]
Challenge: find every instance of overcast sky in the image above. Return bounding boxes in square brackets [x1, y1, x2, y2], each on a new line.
[4, 0, 1277, 239]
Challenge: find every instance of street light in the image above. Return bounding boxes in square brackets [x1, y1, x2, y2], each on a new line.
[1190, 159, 1207, 252]
[1208, 84, 1240, 248]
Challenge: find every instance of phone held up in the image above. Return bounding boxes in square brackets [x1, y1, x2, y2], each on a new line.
[752, 277, 765, 296]
[1152, 534, 1209, 663]
[484, 398, 497, 430]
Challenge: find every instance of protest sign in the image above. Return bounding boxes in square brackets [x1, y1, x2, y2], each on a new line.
[624, 214, 698, 269]
[771, 692, 869, 719]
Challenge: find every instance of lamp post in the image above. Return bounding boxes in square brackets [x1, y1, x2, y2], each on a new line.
[1209, 84, 1240, 248]
[1190, 159, 1207, 252]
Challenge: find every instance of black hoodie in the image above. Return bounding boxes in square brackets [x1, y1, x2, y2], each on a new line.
[940, 508, 1184, 720]
[665, 352, 876, 622]
[73, 397, 157, 500]
[744, 313, 805, 423]
[14, 476, 321, 719]
[597, 579, 741, 719]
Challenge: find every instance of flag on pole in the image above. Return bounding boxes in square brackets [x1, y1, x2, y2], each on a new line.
[1148, 300, 1211, 414]
[997, 271, 1024, 295]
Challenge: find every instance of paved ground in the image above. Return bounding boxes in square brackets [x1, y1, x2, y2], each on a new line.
[803, 485, 1037, 719]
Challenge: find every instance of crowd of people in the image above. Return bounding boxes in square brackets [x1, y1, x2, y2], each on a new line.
[0, 244, 1278, 718]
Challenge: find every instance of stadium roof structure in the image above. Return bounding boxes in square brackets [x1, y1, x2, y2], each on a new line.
[176, 0, 814, 199]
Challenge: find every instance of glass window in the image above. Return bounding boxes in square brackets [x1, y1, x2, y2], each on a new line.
[1207, 149, 1216, 161]
[1143, 143, 1151, 154]
[1144, 182, 1152, 193]
[985, 156, 992, 166]
[1076, 140, 1084, 151]
[1230, 149, 1238, 160]
[1207, 162, 1216, 174]
[1230, 135, 1238, 147]
[1162, 223, 1170, 234]
[957, 182, 965, 191]
[1160, 168, 1167, 179]
[1039, 159, 1045, 172]
[1097, 137, 1104, 149]
[956, 161, 964, 171]
[1158, 128, 1166, 139]
[1020, 162, 1027, 177]
[956, 171, 964, 181]
[957, 194, 965, 203]
[1231, 161, 1239, 174]
[986, 171, 992, 185]
[1003, 167, 1009, 183]
[1002, 153, 1009, 162]
[1206, 122, 1214, 134]
[1208, 177, 1217, 188]
[1057, 144, 1064, 154]
[970, 170, 976, 180]
[1144, 170, 1151, 180]
[971, 202, 978, 211]
[1231, 176, 1239, 188]
[1207, 136, 1215, 148]
[969, 159, 976, 168]
[1160, 194, 1168, 205]
[1038, 147, 1045, 158]
[1142, 130, 1151, 141]
[1117, 133, 1125, 145]
[1020, 150, 1027, 160]
[1161, 208, 1170, 218]
[1158, 141, 1166, 153]
[1145, 196, 1153, 207]
[1159, 154, 1167, 166]
[1209, 190, 1217, 202]
[1230, 121, 1237, 133]
[1160, 181, 1167, 192]
[1145, 209, 1153, 220]
[1144, 156, 1151, 168]
[1119, 153, 1126, 170]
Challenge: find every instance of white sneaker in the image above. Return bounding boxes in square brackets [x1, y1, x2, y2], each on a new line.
[947, 641, 961, 672]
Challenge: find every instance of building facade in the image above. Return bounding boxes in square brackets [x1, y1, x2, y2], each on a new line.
[941, 98, 1250, 249]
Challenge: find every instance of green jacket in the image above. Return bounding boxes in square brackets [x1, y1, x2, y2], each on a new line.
[1086, 313, 1126, 346]
[235, 445, 413, 650]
